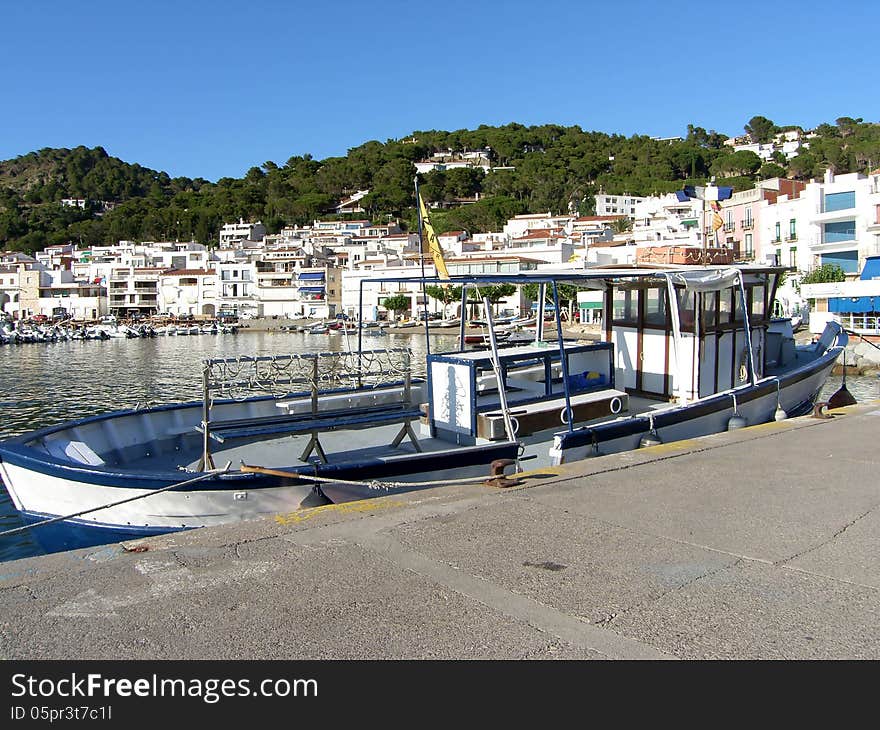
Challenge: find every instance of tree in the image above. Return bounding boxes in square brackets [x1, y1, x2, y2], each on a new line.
[836, 117, 863, 138]
[424, 284, 463, 317]
[788, 151, 820, 180]
[744, 116, 779, 144]
[522, 282, 580, 319]
[711, 150, 762, 178]
[686, 124, 711, 147]
[611, 216, 633, 234]
[382, 294, 411, 320]
[800, 264, 846, 284]
[468, 283, 516, 317]
[759, 162, 786, 179]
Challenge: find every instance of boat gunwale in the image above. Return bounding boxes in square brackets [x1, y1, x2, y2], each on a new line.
[0, 435, 519, 492]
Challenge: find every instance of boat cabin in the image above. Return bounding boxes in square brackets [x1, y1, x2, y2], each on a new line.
[357, 265, 791, 446]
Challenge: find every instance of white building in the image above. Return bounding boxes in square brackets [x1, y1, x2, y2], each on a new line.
[503, 213, 575, 239]
[630, 194, 702, 245]
[35, 279, 106, 320]
[158, 269, 220, 317]
[216, 260, 258, 317]
[218, 219, 267, 247]
[792, 169, 880, 275]
[594, 193, 645, 217]
[341, 261, 427, 321]
[107, 267, 163, 318]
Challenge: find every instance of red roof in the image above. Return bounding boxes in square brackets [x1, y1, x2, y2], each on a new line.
[518, 228, 563, 240]
[160, 268, 211, 276]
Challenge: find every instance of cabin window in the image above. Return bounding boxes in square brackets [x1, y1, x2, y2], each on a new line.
[700, 291, 719, 330]
[750, 285, 766, 320]
[612, 287, 638, 324]
[675, 288, 696, 332]
[733, 288, 746, 324]
[719, 290, 734, 324]
[643, 286, 667, 327]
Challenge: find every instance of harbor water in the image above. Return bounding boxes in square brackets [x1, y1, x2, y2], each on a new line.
[0, 329, 462, 562]
[1, 330, 877, 563]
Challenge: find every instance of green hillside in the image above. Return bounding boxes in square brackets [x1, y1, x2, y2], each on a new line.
[1, 116, 878, 254]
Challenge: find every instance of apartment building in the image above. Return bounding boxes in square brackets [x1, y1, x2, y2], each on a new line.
[594, 193, 645, 217]
[218, 219, 267, 247]
[719, 179, 806, 263]
[795, 169, 880, 274]
[158, 269, 220, 317]
[108, 267, 163, 318]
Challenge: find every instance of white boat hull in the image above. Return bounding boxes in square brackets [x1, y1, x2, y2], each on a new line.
[0, 461, 314, 532]
[550, 354, 837, 464]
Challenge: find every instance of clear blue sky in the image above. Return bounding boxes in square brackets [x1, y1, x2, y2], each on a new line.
[2, 0, 875, 182]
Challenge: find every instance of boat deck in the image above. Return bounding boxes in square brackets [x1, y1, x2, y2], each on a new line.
[126, 393, 669, 480]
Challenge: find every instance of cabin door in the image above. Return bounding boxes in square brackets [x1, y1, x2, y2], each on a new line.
[610, 284, 670, 398]
[636, 285, 670, 398]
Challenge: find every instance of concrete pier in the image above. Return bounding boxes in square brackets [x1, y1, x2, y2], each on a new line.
[1, 401, 878, 660]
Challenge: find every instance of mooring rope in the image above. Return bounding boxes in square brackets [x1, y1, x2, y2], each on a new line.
[238, 462, 520, 491]
[843, 328, 880, 352]
[0, 463, 232, 539]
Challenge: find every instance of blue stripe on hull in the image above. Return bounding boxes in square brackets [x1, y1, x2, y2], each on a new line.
[18, 511, 191, 555]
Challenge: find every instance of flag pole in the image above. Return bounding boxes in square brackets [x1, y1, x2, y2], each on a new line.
[414, 175, 431, 355]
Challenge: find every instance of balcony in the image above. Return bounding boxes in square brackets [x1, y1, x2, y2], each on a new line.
[740, 220, 754, 230]
[785, 234, 798, 242]
[257, 279, 292, 287]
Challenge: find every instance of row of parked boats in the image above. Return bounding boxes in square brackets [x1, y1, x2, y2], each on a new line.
[0, 320, 240, 344]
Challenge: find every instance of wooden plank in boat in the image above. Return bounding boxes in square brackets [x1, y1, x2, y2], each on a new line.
[476, 388, 628, 439]
[205, 405, 424, 443]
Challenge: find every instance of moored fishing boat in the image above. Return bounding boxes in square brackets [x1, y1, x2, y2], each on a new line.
[0, 264, 847, 556]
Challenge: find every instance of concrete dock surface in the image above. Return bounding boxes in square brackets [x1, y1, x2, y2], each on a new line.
[1, 400, 878, 661]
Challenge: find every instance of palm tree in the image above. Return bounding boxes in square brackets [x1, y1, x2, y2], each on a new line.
[611, 216, 633, 234]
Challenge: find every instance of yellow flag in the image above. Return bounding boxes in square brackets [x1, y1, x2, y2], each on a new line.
[712, 212, 724, 232]
[418, 193, 450, 280]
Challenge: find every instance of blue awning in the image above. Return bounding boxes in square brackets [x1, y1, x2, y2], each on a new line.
[829, 296, 880, 314]
[860, 256, 880, 281]
[676, 185, 733, 202]
[298, 272, 325, 280]
[298, 286, 325, 293]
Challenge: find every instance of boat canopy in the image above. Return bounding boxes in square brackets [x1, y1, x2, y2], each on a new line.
[357, 263, 785, 291]
[663, 268, 742, 292]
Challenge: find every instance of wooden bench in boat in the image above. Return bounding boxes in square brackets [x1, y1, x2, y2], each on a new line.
[476, 388, 628, 440]
[198, 400, 424, 463]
